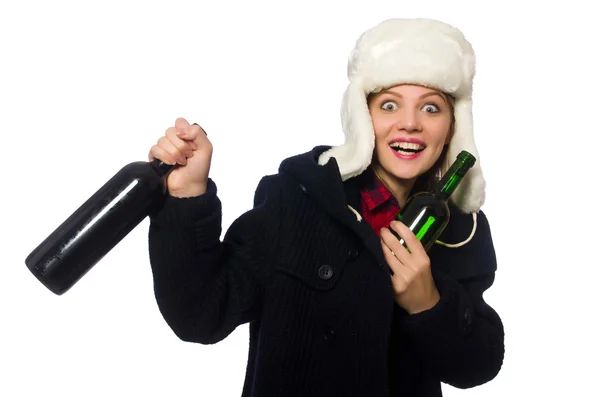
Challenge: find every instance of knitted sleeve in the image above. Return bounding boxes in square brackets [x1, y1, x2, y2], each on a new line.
[147, 175, 282, 344]
[394, 210, 505, 388]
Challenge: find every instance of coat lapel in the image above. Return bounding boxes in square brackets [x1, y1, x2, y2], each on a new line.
[278, 145, 387, 268]
[343, 176, 388, 268]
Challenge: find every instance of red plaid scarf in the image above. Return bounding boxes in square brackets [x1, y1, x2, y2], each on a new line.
[359, 169, 401, 237]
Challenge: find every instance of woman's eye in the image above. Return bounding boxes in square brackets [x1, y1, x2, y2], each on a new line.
[381, 101, 397, 111]
[423, 104, 440, 113]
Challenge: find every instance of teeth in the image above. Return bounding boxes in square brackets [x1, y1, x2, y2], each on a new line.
[397, 150, 417, 156]
[390, 142, 425, 150]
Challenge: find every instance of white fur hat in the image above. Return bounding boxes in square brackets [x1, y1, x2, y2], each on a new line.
[318, 18, 486, 213]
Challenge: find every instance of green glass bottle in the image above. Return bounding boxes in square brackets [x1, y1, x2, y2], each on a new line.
[389, 150, 476, 252]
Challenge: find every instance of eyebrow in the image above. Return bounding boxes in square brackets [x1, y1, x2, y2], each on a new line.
[380, 90, 446, 102]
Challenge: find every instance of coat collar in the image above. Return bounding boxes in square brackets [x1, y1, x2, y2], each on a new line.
[278, 146, 387, 266]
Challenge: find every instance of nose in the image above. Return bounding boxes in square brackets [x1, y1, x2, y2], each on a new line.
[394, 108, 421, 132]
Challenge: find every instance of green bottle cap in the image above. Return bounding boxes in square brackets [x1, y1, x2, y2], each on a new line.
[457, 150, 476, 167]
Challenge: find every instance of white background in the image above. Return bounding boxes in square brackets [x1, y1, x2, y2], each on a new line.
[1, 1, 598, 396]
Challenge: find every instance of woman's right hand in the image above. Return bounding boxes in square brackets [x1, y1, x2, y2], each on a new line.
[149, 117, 213, 198]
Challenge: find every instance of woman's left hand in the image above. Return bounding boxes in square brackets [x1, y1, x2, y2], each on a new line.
[380, 221, 440, 314]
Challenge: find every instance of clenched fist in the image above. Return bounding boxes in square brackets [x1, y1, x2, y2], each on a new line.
[149, 117, 213, 198]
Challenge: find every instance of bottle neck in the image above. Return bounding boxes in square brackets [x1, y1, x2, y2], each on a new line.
[434, 160, 472, 201]
[150, 158, 176, 178]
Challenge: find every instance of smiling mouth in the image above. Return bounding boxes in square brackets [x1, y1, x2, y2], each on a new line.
[389, 142, 426, 156]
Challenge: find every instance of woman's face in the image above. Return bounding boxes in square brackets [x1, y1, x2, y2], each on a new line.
[368, 84, 454, 184]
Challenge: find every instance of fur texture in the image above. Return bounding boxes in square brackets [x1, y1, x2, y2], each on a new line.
[318, 18, 486, 214]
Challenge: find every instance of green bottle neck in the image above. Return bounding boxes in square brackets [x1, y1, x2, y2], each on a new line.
[434, 159, 473, 201]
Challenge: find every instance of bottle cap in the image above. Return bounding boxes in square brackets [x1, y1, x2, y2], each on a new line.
[457, 150, 476, 168]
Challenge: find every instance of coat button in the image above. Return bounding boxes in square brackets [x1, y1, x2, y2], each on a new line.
[348, 248, 359, 261]
[318, 265, 333, 280]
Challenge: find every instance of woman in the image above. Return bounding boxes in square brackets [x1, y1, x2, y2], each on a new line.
[147, 18, 504, 396]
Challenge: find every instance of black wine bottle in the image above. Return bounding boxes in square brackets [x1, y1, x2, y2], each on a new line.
[389, 150, 476, 252]
[25, 158, 175, 295]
